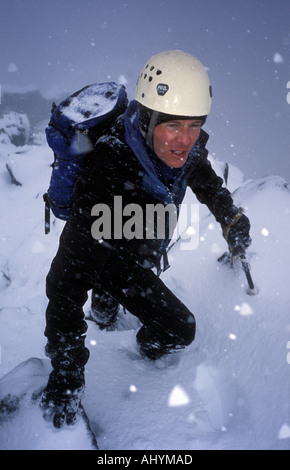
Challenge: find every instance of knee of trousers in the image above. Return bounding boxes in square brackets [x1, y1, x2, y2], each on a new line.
[138, 310, 196, 356]
[177, 312, 196, 347]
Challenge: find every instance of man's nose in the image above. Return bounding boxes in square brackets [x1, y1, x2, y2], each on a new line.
[176, 128, 191, 146]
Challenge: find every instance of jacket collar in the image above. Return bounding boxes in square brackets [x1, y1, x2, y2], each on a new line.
[124, 100, 200, 205]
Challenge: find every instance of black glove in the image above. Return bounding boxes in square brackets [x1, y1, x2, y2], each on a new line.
[40, 368, 85, 428]
[223, 211, 251, 257]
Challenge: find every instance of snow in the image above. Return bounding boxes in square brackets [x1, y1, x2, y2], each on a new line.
[0, 113, 289, 450]
[0, 112, 30, 146]
[273, 52, 284, 64]
[61, 82, 124, 123]
[0, 357, 97, 450]
[7, 62, 18, 73]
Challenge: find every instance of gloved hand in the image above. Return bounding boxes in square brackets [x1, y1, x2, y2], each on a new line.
[40, 368, 85, 428]
[223, 211, 252, 257]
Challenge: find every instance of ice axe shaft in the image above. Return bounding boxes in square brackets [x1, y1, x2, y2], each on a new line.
[218, 251, 257, 295]
[239, 253, 257, 295]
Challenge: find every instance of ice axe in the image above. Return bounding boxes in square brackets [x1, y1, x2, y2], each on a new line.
[239, 253, 257, 295]
[218, 251, 258, 295]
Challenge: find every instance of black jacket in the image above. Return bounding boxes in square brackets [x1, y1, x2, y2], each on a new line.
[62, 112, 239, 278]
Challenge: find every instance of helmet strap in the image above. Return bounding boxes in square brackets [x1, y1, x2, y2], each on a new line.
[145, 110, 159, 150]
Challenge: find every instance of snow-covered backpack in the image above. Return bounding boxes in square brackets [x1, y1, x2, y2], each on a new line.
[44, 82, 128, 233]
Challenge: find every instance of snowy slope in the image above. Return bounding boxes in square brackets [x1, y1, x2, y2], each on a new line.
[0, 125, 289, 450]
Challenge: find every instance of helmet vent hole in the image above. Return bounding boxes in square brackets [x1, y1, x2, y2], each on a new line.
[148, 76, 153, 82]
[156, 69, 162, 76]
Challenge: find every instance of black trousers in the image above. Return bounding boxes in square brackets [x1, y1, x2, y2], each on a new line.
[45, 241, 196, 364]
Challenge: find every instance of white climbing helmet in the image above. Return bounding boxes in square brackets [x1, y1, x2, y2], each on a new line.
[135, 50, 212, 117]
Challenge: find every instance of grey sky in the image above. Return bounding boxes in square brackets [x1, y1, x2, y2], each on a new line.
[1, 0, 289, 180]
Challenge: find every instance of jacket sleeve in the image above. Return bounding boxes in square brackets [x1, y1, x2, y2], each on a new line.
[186, 133, 240, 229]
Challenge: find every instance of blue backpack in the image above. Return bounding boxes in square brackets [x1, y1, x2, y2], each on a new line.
[44, 82, 128, 233]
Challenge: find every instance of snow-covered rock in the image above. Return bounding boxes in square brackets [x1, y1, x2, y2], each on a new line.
[0, 111, 30, 147]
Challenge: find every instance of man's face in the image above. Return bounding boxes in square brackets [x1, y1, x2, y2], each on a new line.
[153, 119, 201, 168]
